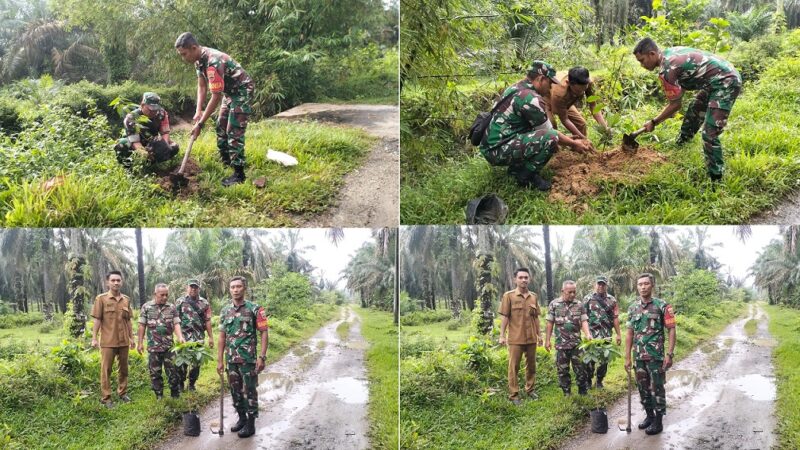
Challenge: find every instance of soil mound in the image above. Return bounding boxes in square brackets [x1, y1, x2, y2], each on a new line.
[154, 158, 201, 198]
[547, 146, 666, 205]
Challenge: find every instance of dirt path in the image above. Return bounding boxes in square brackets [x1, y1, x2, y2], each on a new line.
[274, 103, 399, 227]
[560, 303, 777, 450]
[159, 307, 370, 450]
[750, 190, 800, 224]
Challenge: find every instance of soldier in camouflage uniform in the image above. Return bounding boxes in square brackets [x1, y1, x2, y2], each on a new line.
[175, 32, 255, 186]
[217, 276, 269, 438]
[633, 37, 742, 182]
[479, 61, 593, 191]
[175, 279, 214, 392]
[114, 92, 179, 169]
[545, 280, 593, 396]
[624, 273, 677, 436]
[136, 283, 185, 399]
[582, 275, 621, 389]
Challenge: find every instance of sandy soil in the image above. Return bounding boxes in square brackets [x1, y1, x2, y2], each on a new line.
[560, 303, 777, 450]
[158, 307, 370, 450]
[274, 103, 399, 227]
[546, 146, 666, 209]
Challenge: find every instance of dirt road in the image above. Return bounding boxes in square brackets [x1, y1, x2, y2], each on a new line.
[750, 190, 800, 224]
[561, 303, 777, 450]
[274, 103, 399, 227]
[159, 307, 370, 450]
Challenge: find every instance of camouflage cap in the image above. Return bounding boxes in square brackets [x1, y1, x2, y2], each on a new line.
[528, 60, 560, 84]
[142, 92, 163, 111]
[187, 279, 201, 287]
[596, 276, 609, 284]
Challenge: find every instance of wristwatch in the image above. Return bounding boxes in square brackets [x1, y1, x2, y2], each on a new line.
[667, 352, 674, 358]
[258, 355, 266, 362]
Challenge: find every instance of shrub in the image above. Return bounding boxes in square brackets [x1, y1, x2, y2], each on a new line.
[399, 309, 452, 326]
[0, 313, 45, 329]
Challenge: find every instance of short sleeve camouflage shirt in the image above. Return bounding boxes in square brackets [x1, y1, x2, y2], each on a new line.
[583, 292, 618, 339]
[626, 297, 676, 361]
[482, 79, 553, 151]
[546, 298, 588, 350]
[659, 47, 741, 109]
[175, 295, 212, 342]
[139, 300, 180, 353]
[219, 300, 269, 364]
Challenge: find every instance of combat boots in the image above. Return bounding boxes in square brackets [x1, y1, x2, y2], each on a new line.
[595, 377, 604, 389]
[638, 409, 655, 429]
[645, 412, 663, 435]
[238, 413, 256, 438]
[231, 411, 247, 433]
[222, 166, 246, 186]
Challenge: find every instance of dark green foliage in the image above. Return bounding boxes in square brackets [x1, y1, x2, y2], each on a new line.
[400, 309, 452, 326]
[0, 313, 45, 329]
[0, 99, 21, 134]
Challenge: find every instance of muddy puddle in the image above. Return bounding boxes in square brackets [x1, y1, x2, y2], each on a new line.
[547, 146, 666, 207]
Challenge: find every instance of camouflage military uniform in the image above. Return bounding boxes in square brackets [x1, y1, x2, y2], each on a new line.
[139, 300, 181, 396]
[546, 297, 590, 393]
[479, 80, 559, 175]
[175, 295, 212, 389]
[114, 106, 178, 168]
[220, 300, 269, 416]
[627, 297, 676, 414]
[659, 47, 742, 177]
[583, 292, 618, 384]
[196, 47, 255, 168]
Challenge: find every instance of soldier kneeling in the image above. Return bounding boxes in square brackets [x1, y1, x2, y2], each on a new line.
[114, 92, 179, 168]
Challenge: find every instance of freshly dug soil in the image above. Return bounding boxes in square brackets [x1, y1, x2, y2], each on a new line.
[154, 158, 201, 198]
[546, 146, 666, 206]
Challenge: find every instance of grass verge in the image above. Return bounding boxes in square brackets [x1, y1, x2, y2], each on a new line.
[400, 302, 746, 449]
[764, 303, 800, 449]
[353, 306, 399, 450]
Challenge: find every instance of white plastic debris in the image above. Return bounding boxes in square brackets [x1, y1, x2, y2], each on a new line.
[267, 149, 299, 166]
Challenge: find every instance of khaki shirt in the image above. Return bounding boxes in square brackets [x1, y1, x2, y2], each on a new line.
[499, 289, 540, 345]
[91, 292, 133, 348]
[546, 73, 596, 117]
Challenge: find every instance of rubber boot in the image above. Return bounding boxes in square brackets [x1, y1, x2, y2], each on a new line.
[528, 172, 552, 191]
[222, 166, 246, 186]
[638, 409, 655, 430]
[645, 412, 663, 435]
[596, 377, 604, 389]
[231, 411, 247, 433]
[238, 413, 256, 438]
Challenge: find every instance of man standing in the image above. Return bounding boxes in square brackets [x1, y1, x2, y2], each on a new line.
[545, 280, 592, 396]
[176, 279, 214, 392]
[624, 273, 677, 435]
[137, 283, 185, 399]
[498, 268, 540, 405]
[633, 37, 742, 182]
[480, 60, 593, 191]
[582, 275, 621, 389]
[114, 92, 179, 168]
[175, 32, 255, 186]
[90, 270, 134, 408]
[218, 276, 269, 438]
[544, 67, 609, 140]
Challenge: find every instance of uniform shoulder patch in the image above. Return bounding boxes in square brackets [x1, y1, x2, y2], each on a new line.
[256, 307, 269, 331]
[664, 304, 676, 328]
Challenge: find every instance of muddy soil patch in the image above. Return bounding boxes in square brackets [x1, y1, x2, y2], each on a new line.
[153, 158, 201, 198]
[547, 146, 666, 206]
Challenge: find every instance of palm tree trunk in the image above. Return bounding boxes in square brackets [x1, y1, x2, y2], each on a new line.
[135, 228, 146, 308]
[543, 225, 554, 304]
[68, 255, 87, 337]
[475, 226, 495, 334]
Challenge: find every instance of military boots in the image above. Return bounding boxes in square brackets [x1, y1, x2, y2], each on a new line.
[238, 413, 256, 438]
[645, 412, 663, 435]
[231, 411, 248, 433]
[222, 166, 246, 186]
[638, 409, 655, 429]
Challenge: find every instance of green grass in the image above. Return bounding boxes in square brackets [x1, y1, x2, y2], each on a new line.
[1, 120, 374, 227]
[353, 306, 398, 450]
[0, 304, 340, 449]
[401, 61, 800, 224]
[744, 318, 758, 337]
[763, 303, 800, 449]
[337, 320, 351, 341]
[400, 302, 746, 449]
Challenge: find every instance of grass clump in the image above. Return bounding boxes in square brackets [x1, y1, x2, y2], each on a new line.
[764, 304, 800, 448]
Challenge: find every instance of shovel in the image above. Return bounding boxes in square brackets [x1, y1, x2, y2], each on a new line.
[622, 127, 647, 150]
[170, 133, 197, 190]
[211, 371, 225, 436]
[617, 368, 632, 432]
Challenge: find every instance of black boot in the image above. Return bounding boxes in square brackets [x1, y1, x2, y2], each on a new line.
[155, 392, 163, 400]
[638, 409, 655, 430]
[188, 382, 196, 392]
[222, 166, 246, 186]
[237, 413, 256, 438]
[562, 387, 571, 397]
[596, 378, 604, 389]
[645, 412, 663, 435]
[231, 411, 247, 433]
[709, 172, 723, 183]
[528, 172, 552, 191]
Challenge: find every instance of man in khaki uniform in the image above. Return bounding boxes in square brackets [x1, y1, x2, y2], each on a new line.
[90, 270, 134, 408]
[543, 67, 609, 140]
[498, 268, 541, 404]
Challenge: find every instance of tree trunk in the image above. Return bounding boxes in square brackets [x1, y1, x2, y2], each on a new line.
[242, 232, 253, 268]
[543, 225, 554, 305]
[68, 255, 87, 337]
[135, 228, 146, 308]
[475, 252, 495, 335]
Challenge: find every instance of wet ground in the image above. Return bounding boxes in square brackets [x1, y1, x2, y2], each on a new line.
[560, 303, 777, 450]
[750, 188, 800, 224]
[158, 307, 370, 450]
[546, 146, 666, 208]
[274, 103, 399, 227]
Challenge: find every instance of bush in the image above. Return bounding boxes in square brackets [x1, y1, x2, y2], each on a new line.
[315, 44, 398, 102]
[257, 262, 314, 319]
[0, 99, 22, 135]
[728, 33, 783, 83]
[0, 313, 45, 329]
[400, 309, 452, 326]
